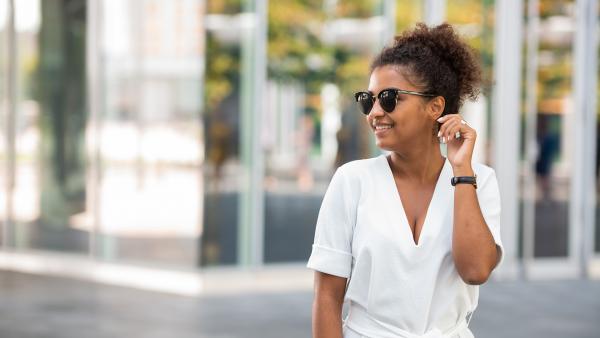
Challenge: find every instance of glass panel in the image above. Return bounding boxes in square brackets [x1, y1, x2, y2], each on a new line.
[531, 1, 573, 257]
[263, 1, 387, 263]
[201, 0, 243, 266]
[446, 0, 496, 165]
[95, 0, 205, 267]
[396, 0, 422, 32]
[12, 0, 90, 252]
[447, 0, 502, 249]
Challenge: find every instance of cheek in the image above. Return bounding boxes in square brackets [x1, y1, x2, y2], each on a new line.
[391, 109, 428, 134]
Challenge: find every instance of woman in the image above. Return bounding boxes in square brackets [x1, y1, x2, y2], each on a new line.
[307, 23, 503, 338]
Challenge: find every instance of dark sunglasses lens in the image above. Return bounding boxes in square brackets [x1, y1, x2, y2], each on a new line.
[355, 92, 373, 115]
[379, 90, 397, 112]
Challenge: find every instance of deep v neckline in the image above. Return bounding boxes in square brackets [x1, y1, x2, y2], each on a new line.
[381, 154, 448, 247]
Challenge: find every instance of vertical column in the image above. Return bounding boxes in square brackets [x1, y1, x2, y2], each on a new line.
[492, 0, 523, 280]
[382, 0, 397, 44]
[424, 0, 446, 26]
[522, 0, 539, 273]
[3, 0, 16, 248]
[572, 0, 598, 278]
[239, 0, 267, 267]
[86, 0, 102, 258]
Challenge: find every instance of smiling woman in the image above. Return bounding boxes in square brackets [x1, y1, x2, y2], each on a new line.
[308, 23, 503, 338]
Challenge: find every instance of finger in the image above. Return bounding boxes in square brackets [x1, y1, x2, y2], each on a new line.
[442, 120, 460, 142]
[449, 124, 465, 142]
[437, 117, 458, 138]
[453, 122, 476, 141]
[436, 114, 459, 123]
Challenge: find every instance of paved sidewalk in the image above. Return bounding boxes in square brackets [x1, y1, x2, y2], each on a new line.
[0, 270, 598, 338]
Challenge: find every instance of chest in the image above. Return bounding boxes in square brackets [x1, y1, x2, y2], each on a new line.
[393, 179, 437, 244]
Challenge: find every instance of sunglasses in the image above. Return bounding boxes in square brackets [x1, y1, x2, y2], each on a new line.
[354, 88, 436, 115]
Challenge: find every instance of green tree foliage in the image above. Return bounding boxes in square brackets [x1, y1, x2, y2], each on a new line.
[205, 0, 379, 117]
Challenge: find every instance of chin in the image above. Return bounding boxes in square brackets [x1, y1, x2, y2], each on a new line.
[375, 141, 393, 151]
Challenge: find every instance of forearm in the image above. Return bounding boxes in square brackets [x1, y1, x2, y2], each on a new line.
[312, 297, 344, 338]
[452, 166, 498, 285]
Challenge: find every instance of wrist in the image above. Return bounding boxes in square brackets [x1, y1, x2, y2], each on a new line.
[452, 165, 474, 176]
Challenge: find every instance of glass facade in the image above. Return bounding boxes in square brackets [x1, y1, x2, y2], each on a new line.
[202, 1, 243, 266]
[94, 0, 205, 266]
[9, 0, 91, 253]
[446, 0, 495, 166]
[1, 0, 599, 277]
[263, 1, 385, 263]
[528, 1, 573, 258]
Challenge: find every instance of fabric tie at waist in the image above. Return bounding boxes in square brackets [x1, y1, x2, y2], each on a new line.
[344, 305, 470, 338]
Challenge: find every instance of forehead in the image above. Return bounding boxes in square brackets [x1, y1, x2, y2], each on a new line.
[368, 65, 417, 92]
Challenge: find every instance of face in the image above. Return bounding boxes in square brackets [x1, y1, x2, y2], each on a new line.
[365, 65, 442, 151]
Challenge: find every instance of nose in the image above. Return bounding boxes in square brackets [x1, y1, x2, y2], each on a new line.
[368, 100, 386, 118]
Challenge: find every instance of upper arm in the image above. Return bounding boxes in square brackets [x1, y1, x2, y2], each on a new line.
[313, 271, 348, 305]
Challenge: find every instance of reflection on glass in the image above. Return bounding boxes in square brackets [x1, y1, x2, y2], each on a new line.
[531, 1, 573, 258]
[11, 0, 90, 252]
[396, 0, 422, 32]
[534, 112, 568, 257]
[263, 2, 383, 263]
[94, 0, 204, 267]
[201, 2, 242, 266]
[446, 0, 495, 165]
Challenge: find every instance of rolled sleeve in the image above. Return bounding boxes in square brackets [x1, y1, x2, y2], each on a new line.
[306, 165, 358, 278]
[477, 169, 504, 269]
[307, 244, 353, 278]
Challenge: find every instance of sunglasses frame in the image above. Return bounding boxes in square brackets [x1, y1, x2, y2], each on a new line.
[354, 88, 437, 115]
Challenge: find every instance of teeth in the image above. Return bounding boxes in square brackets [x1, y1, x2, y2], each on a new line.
[375, 125, 393, 130]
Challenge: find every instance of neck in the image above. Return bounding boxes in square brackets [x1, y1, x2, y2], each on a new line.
[387, 140, 445, 184]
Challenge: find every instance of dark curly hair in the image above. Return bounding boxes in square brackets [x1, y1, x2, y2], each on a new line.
[371, 23, 482, 117]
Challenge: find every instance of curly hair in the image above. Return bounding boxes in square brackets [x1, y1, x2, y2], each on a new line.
[371, 23, 482, 117]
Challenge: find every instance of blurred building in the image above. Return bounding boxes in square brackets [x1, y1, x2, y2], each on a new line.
[0, 0, 599, 294]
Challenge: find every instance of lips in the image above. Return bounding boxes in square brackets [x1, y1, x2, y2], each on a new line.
[374, 125, 393, 130]
[373, 123, 394, 136]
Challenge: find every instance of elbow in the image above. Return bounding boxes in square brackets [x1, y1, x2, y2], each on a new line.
[460, 268, 491, 285]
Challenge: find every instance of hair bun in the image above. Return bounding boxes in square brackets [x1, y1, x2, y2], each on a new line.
[373, 22, 482, 116]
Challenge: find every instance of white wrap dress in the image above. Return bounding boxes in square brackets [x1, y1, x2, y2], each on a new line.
[307, 154, 504, 338]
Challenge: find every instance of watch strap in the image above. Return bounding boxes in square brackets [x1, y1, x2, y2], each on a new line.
[451, 175, 477, 189]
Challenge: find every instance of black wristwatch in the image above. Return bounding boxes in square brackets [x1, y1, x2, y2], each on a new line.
[451, 175, 477, 189]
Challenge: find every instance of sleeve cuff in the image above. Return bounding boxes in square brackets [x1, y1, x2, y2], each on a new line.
[306, 244, 352, 278]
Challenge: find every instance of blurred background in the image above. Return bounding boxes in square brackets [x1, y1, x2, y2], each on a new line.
[0, 0, 599, 337]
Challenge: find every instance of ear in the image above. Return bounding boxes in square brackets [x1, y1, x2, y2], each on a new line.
[427, 96, 445, 120]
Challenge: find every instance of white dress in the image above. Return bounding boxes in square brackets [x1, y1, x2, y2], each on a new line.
[307, 154, 504, 338]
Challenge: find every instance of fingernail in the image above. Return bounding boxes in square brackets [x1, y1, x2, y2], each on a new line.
[437, 131, 441, 137]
